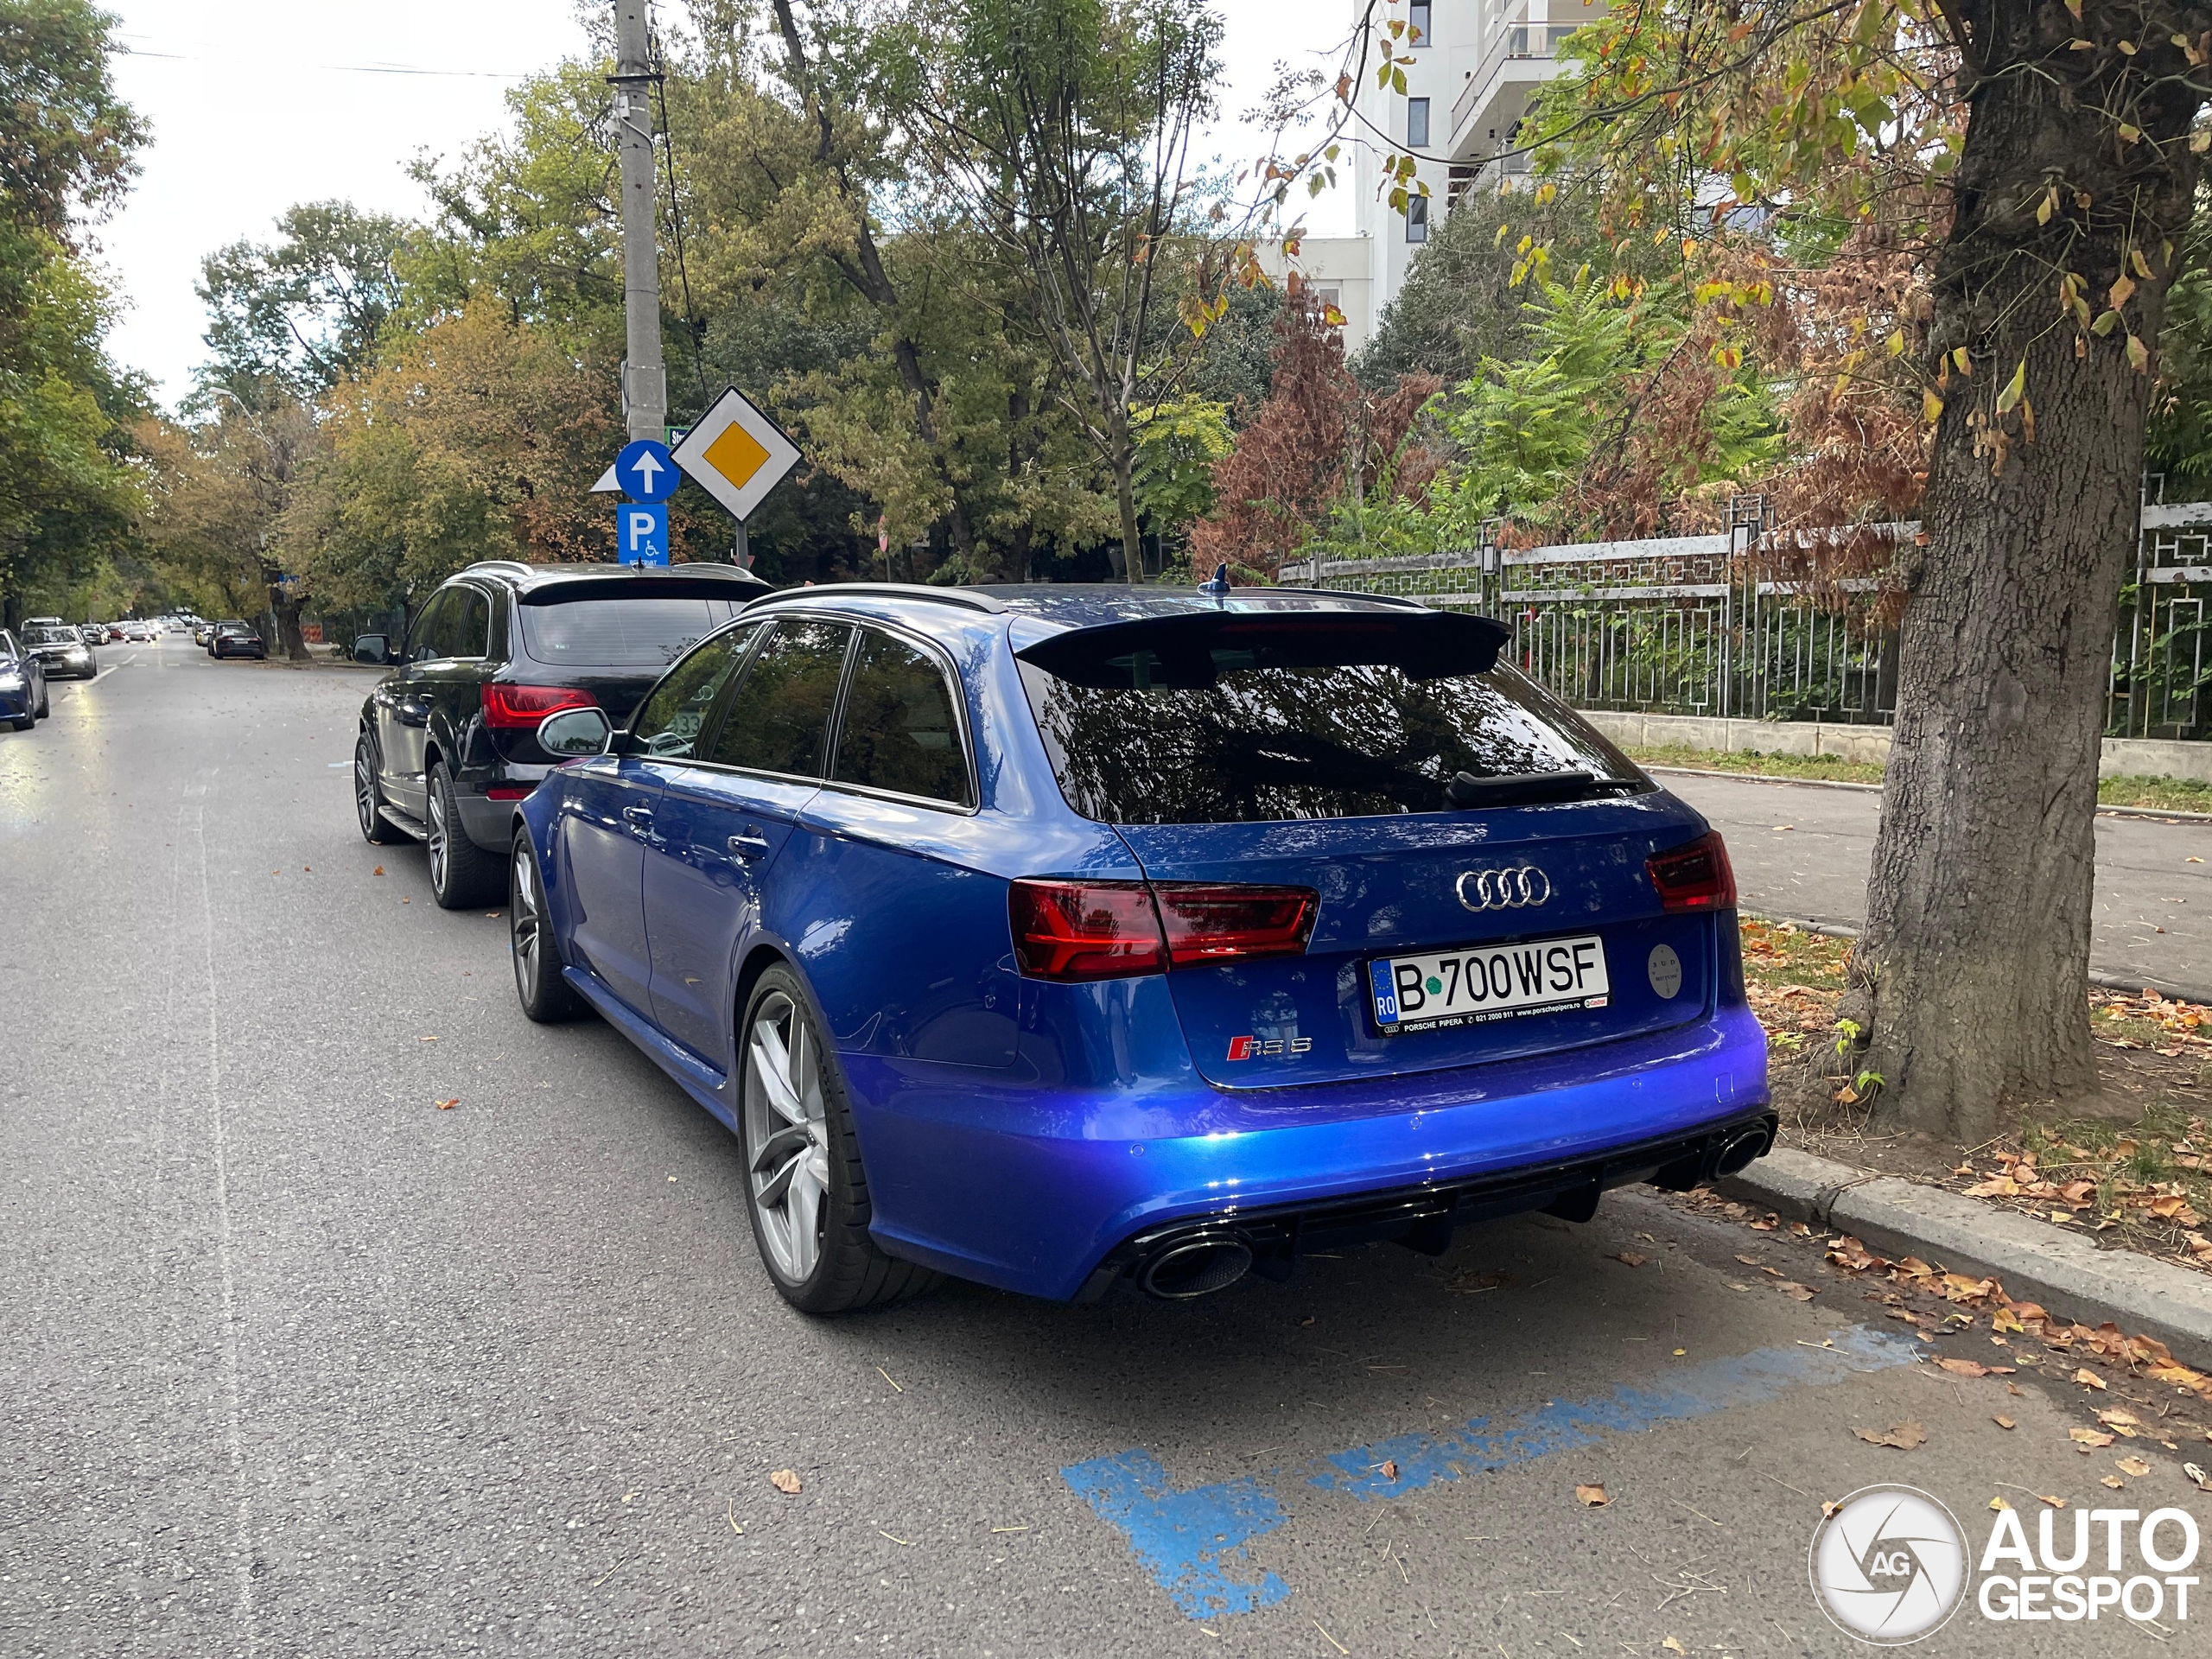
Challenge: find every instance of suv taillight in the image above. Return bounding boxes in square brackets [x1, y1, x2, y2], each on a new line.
[1647, 831, 1738, 912]
[1008, 879, 1317, 982]
[484, 683, 597, 728]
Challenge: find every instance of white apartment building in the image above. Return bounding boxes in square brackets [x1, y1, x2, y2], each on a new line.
[1288, 0, 1606, 359]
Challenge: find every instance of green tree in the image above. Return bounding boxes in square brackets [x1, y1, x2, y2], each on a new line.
[196, 202, 409, 399]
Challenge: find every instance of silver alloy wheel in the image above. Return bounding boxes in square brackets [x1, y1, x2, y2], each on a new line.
[511, 842, 542, 1001]
[427, 782, 448, 890]
[745, 991, 831, 1284]
[354, 740, 378, 837]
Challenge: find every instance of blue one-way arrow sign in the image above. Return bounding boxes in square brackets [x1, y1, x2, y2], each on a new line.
[615, 438, 677, 504]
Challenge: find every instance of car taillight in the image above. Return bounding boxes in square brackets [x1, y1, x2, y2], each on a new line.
[1008, 879, 1318, 981]
[1647, 830, 1738, 912]
[485, 785, 532, 801]
[483, 683, 596, 728]
[1153, 883, 1317, 967]
[1009, 880, 1166, 981]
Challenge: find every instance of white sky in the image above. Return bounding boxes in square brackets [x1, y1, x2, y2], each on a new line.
[97, 0, 1357, 406]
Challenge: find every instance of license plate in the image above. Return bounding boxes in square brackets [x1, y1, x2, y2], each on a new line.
[1369, 933, 1610, 1033]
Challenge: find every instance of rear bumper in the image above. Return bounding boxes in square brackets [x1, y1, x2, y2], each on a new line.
[844, 1002, 1771, 1302]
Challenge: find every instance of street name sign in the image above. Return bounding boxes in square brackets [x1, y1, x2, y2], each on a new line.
[671, 386, 800, 522]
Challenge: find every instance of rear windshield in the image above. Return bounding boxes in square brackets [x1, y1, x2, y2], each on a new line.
[24, 627, 76, 645]
[519, 598, 747, 667]
[1019, 645, 1644, 824]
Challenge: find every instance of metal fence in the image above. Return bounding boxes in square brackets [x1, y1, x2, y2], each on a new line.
[1281, 501, 2212, 740]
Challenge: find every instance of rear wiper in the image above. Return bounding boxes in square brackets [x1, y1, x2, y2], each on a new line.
[1445, 770, 1611, 808]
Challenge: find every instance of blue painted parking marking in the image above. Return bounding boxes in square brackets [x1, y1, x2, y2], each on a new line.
[1063, 1325, 1920, 1619]
[1059, 1449, 1292, 1618]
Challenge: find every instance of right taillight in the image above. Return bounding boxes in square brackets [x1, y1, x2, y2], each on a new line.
[1008, 879, 1319, 981]
[1009, 880, 1167, 981]
[1647, 830, 1738, 912]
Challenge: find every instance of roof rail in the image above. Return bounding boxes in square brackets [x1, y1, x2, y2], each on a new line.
[743, 582, 1007, 614]
[462, 559, 537, 578]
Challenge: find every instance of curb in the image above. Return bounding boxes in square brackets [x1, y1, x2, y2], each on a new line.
[1739, 911, 2212, 1008]
[1717, 1147, 2212, 1371]
[1643, 763, 2212, 823]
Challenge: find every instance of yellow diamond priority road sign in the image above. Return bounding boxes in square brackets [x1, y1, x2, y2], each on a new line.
[671, 385, 801, 522]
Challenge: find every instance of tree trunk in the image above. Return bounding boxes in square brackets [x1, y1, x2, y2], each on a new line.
[1853, 3, 2204, 1141]
[265, 573, 309, 662]
[1112, 444, 1144, 585]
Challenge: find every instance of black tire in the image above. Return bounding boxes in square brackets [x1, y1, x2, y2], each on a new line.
[8, 715, 29, 732]
[737, 965, 940, 1314]
[427, 760, 502, 909]
[354, 730, 404, 845]
[35, 685, 48, 718]
[510, 830, 582, 1022]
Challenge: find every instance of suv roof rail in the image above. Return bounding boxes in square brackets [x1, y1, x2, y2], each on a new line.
[461, 560, 537, 579]
[743, 582, 1008, 614]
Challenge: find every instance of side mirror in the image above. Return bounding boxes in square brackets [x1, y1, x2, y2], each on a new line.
[537, 705, 614, 757]
[353, 634, 390, 664]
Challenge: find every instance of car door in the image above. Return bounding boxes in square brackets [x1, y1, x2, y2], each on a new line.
[643, 618, 851, 1067]
[374, 589, 452, 814]
[427, 582, 497, 779]
[556, 747, 665, 1019]
[783, 625, 1019, 1071]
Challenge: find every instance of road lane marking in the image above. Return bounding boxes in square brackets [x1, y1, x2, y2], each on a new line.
[1063, 1324, 1919, 1620]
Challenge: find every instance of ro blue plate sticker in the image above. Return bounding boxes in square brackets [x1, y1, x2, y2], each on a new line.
[1368, 958, 1398, 1026]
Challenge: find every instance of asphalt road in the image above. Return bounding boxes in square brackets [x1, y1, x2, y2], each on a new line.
[1666, 772, 2212, 998]
[3, 640, 2205, 1657]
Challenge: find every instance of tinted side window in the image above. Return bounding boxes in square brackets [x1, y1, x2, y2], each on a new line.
[632, 625, 760, 760]
[833, 629, 972, 806]
[706, 619, 852, 779]
[441, 587, 492, 658]
[405, 592, 452, 664]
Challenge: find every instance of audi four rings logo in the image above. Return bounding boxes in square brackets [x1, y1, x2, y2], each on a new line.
[1456, 866, 1552, 912]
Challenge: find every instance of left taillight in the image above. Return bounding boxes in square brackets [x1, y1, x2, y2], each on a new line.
[483, 683, 596, 729]
[1008, 879, 1317, 982]
[1647, 830, 1738, 912]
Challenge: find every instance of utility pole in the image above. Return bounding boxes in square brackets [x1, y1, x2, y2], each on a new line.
[613, 1, 664, 444]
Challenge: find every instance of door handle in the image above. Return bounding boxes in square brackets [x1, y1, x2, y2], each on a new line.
[623, 805, 657, 830]
[726, 832, 772, 861]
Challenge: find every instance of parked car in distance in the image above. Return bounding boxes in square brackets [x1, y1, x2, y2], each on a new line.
[505, 582, 1770, 1316]
[209, 620, 265, 660]
[352, 559, 772, 910]
[0, 629, 50, 730]
[191, 623, 213, 647]
[21, 624, 94, 679]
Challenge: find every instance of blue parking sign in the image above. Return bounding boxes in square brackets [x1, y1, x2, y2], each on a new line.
[617, 503, 670, 566]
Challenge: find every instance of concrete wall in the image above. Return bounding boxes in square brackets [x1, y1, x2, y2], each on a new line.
[1578, 709, 2212, 784]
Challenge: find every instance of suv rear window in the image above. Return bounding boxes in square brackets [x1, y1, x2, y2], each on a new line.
[1017, 617, 1643, 824]
[518, 598, 746, 667]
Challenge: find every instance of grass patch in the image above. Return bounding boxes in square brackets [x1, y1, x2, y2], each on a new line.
[1624, 743, 1883, 785]
[1630, 741, 2212, 813]
[2099, 772, 2212, 813]
[1738, 918, 1851, 1056]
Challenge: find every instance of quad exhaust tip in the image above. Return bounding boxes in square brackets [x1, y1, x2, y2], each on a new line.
[1136, 1234, 1253, 1300]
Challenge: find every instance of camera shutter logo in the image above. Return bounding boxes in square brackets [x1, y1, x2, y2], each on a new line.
[1455, 867, 1552, 912]
[1808, 1484, 1968, 1644]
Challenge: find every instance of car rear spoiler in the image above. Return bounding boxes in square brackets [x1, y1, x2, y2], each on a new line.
[1013, 608, 1511, 688]
[518, 571, 771, 605]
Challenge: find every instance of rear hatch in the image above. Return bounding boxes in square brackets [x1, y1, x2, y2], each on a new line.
[1015, 604, 1724, 1089]
[499, 578, 758, 760]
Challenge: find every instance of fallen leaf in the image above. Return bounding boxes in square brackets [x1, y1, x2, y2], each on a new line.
[2116, 1456, 2152, 1477]
[1748, 1214, 1778, 1232]
[1897, 1257, 1935, 1278]
[1993, 1416, 2016, 1429]
[1575, 1484, 1610, 1507]
[1821, 1499, 1843, 1517]
[372, 866, 384, 875]
[435, 1099, 458, 1110]
[1613, 1251, 1648, 1268]
[1774, 1282, 1816, 1300]
[769, 1469, 803, 1495]
[1854, 1421, 1927, 1451]
[2101, 1476, 2126, 1489]
[2070, 1428, 2117, 1447]
[1988, 1495, 2011, 1510]
[2184, 1463, 2211, 1491]
[1734, 1255, 1763, 1267]
[1662, 1639, 1687, 1656]
[2037, 1494, 2068, 1509]
[1381, 1459, 1399, 1480]
[2073, 1368, 2109, 1391]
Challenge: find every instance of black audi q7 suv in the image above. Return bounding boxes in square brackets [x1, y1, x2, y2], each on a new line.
[353, 561, 771, 908]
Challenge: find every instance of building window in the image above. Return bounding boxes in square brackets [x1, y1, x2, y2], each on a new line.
[1408, 0, 1431, 47]
[1407, 97, 1430, 149]
[1407, 195, 1428, 245]
[1447, 164, 1478, 208]
[1313, 283, 1343, 321]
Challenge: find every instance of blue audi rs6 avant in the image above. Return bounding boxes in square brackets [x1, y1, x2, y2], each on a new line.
[510, 580, 1772, 1313]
